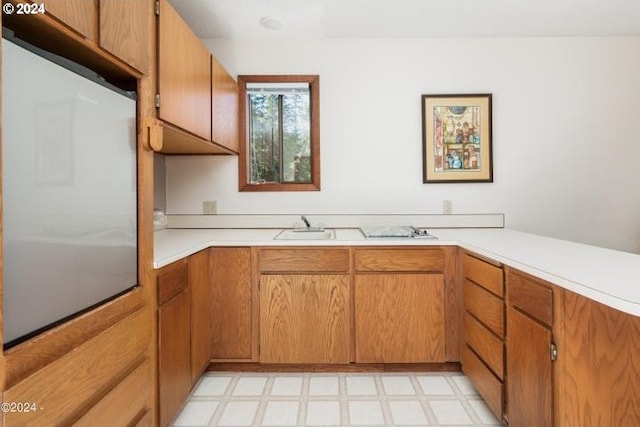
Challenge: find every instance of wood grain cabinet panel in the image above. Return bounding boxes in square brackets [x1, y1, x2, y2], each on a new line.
[508, 270, 553, 327]
[190, 249, 211, 382]
[354, 273, 445, 363]
[157, 261, 192, 427]
[158, 0, 212, 140]
[354, 248, 444, 272]
[462, 345, 503, 419]
[463, 280, 504, 337]
[210, 247, 254, 361]
[559, 290, 640, 427]
[3, 309, 149, 426]
[464, 313, 503, 378]
[43, 0, 97, 40]
[73, 360, 151, 427]
[158, 289, 191, 427]
[259, 248, 350, 273]
[211, 55, 239, 152]
[461, 253, 505, 422]
[506, 306, 553, 427]
[463, 253, 503, 297]
[260, 274, 351, 364]
[99, 0, 149, 72]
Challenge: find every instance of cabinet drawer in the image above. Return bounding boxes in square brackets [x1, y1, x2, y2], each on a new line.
[354, 248, 443, 272]
[464, 253, 503, 297]
[259, 248, 350, 273]
[464, 313, 504, 379]
[508, 270, 553, 327]
[464, 280, 504, 337]
[462, 345, 503, 421]
[157, 259, 189, 305]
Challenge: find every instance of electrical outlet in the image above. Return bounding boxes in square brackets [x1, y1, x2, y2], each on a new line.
[443, 200, 453, 215]
[202, 200, 217, 215]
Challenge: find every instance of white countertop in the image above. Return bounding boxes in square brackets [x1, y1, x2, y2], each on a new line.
[154, 227, 640, 317]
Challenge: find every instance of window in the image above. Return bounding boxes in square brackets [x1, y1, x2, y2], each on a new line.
[238, 75, 320, 191]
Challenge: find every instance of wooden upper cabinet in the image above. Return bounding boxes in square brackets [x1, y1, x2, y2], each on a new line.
[99, 0, 150, 72]
[43, 0, 98, 40]
[158, 0, 212, 140]
[211, 55, 239, 153]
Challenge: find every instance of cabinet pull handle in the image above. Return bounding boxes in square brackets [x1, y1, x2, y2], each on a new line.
[550, 343, 558, 361]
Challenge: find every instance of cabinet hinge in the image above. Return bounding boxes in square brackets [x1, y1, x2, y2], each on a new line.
[155, 1, 160, 16]
[550, 342, 558, 361]
[155, 94, 161, 108]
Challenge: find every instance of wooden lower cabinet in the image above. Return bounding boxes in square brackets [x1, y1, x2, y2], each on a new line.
[557, 290, 640, 427]
[354, 273, 445, 363]
[505, 269, 554, 427]
[157, 259, 191, 427]
[506, 306, 553, 427]
[210, 247, 254, 361]
[260, 274, 351, 363]
[190, 249, 212, 381]
[461, 253, 505, 421]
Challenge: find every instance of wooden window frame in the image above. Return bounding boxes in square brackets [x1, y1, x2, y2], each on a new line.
[238, 75, 321, 192]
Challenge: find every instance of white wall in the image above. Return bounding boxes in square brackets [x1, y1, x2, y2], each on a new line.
[164, 37, 640, 253]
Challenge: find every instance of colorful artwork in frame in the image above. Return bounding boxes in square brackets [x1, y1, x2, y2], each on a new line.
[422, 94, 493, 183]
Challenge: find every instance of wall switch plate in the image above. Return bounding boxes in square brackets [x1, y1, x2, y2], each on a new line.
[443, 200, 453, 215]
[202, 200, 217, 215]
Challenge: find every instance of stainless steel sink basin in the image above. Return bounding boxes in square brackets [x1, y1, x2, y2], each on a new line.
[274, 228, 336, 240]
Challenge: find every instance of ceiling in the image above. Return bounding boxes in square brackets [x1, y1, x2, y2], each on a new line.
[168, 0, 640, 40]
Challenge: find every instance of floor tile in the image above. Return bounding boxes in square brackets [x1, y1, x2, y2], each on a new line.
[218, 401, 259, 426]
[232, 377, 268, 396]
[270, 376, 304, 396]
[261, 401, 299, 426]
[416, 375, 455, 395]
[345, 376, 378, 396]
[451, 375, 479, 395]
[309, 376, 339, 396]
[429, 400, 474, 425]
[306, 401, 341, 426]
[381, 376, 416, 395]
[389, 400, 429, 425]
[174, 372, 506, 426]
[193, 376, 233, 396]
[468, 399, 503, 425]
[348, 401, 385, 425]
[172, 401, 218, 426]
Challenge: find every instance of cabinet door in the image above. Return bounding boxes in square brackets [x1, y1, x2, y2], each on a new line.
[158, 0, 212, 140]
[158, 289, 191, 427]
[99, 0, 150, 71]
[260, 274, 351, 364]
[354, 273, 445, 363]
[211, 248, 254, 360]
[190, 250, 211, 382]
[43, 0, 97, 40]
[506, 307, 553, 427]
[211, 56, 239, 152]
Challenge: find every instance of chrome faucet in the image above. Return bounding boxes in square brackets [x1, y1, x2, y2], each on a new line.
[301, 215, 312, 228]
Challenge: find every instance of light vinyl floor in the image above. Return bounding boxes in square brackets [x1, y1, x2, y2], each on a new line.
[171, 372, 505, 427]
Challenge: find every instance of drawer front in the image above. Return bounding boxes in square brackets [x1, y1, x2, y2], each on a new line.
[464, 280, 504, 337]
[354, 248, 444, 272]
[464, 253, 503, 297]
[259, 248, 350, 273]
[462, 345, 503, 421]
[157, 259, 189, 305]
[464, 313, 504, 379]
[508, 270, 553, 327]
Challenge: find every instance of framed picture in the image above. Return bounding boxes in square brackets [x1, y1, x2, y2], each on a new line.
[422, 93, 493, 183]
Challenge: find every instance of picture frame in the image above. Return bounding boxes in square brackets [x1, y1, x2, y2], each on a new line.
[422, 93, 493, 183]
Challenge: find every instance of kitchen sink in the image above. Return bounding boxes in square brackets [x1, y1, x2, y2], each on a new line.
[274, 228, 336, 240]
